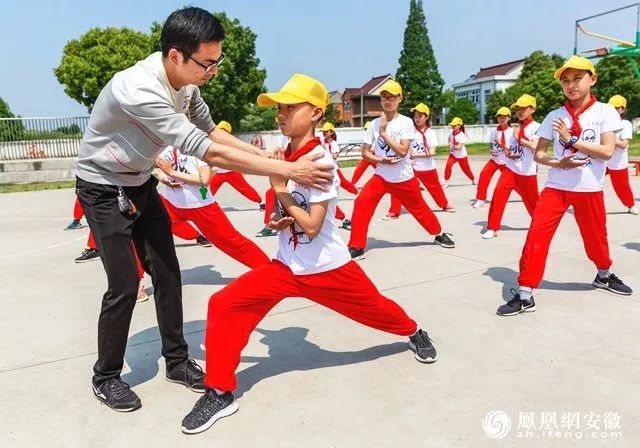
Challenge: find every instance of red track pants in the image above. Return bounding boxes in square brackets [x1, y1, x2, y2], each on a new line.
[475, 160, 505, 201]
[487, 169, 539, 231]
[388, 169, 450, 215]
[209, 171, 262, 204]
[444, 155, 475, 182]
[607, 168, 636, 208]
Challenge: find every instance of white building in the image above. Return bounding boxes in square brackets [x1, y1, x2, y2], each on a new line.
[452, 59, 524, 124]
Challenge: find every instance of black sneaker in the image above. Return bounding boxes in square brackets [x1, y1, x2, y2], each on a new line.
[92, 377, 141, 412]
[593, 273, 633, 296]
[256, 227, 278, 237]
[342, 219, 352, 230]
[181, 389, 239, 435]
[259, 202, 266, 211]
[434, 233, 455, 249]
[166, 359, 206, 393]
[408, 329, 437, 363]
[196, 235, 212, 247]
[75, 248, 99, 263]
[496, 289, 536, 316]
[349, 247, 365, 260]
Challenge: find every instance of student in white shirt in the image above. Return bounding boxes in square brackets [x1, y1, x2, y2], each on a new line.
[387, 103, 455, 218]
[443, 117, 475, 187]
[347, 80, 455, 260]
[605, 95, 639, 214]
[181, 74, 437, 435]
[483, 95, 541, 239]
[497, 56, 633, 317]
[473, 107, 512, 208]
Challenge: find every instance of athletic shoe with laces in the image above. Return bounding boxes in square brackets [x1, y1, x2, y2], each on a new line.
[408, 329, 437, 363]
[92, 377, 141, 412]
[629, 206, 639, 215]
[259, 202, 266, 211]
[166, 358, 206, 393]
[196, 235, 212, 247]
[181, 389, 239, 435]
[592, 273, 633, 296]
[137, 284, 149, 303]
[434, 233, 455, 248]
[75, 248, 99, 263]
[341, 218, 352, 230]
[64, 219, 84, 230]
[256, 227, 278, 237]
[496, 289, 536, 316]
[383, 213, 399, 221]
[472, 200, 485, 209]
[482, 229, 498, 239]
[443, 205, 456, 213]
[349, 247, 365, 260]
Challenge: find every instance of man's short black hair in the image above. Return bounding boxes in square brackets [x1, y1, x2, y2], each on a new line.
[161, 7, 225, 56]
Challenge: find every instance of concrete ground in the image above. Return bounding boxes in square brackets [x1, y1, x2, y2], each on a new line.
[1, 159, 639, 448]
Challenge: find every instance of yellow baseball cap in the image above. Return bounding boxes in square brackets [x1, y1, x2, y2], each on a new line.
[379, 79, 402, 96]
[495, 106, 511, 117]
[320, 122, 335, 132]
[449, 117, 463, 126]
[217, 120, 232, 133]
[363, 121, 372, 130]
[554, 55, 596, 81]
[410, 103, 430, 115]
[608, 94, 627, 109]
[257, 73, 328, 111]
[511, 94, 537, 109]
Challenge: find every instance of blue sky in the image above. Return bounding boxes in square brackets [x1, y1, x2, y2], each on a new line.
[0, 0, 636, 116]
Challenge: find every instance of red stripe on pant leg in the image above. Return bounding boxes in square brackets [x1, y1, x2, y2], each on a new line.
[388, 177, 442, 235]
[264, 188, 276, 225]
[570, 191, 612, 270]
[205, 261, 299, 391]
[475, 160, 500, 201]
[388, 194, 402, 215]
[304, 261, 418, 336]
[458, 156, 475, 181]
[186, 202, 270, 268]
[487, 169, 517, 231]
[338, 168, 359, 195]
[348, 175, 387, 249]
[418, 169, 449, 209]
[517, 188, 568, 288]
[209, 172, 227, 195]
[608, 168, 636, 208]
[73, 197, 84, 221]
[226, 172, 262, 204]
[444, 155, 457, 181]
[335, 205, 346, 221]
[159, 196, 201, 241]
[514, 174, 540, 217]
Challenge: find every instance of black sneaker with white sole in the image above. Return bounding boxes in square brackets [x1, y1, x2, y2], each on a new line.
[349, 247, 365, 260]
[181, 389, 239, 435]
[408, 329, 437, 363]
[75, 248, 100, 263]
[593, 273, 633, 296]
[92, 377, 141, 412]
[434, 233, 455, 248]
[496, 289, 536, 316]
[166, 358, 206, 393]
[196, 235, 212, 247]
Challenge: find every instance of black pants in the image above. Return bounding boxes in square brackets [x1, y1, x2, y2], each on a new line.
[76, 176, 188, 387]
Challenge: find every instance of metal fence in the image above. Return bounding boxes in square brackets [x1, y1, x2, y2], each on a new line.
[0, 117, 89, 161]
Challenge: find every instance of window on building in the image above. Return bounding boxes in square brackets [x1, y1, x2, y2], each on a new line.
[343, 101, 351, 112]
[469, 89, 480, 105]
[484, 89, 492, 102]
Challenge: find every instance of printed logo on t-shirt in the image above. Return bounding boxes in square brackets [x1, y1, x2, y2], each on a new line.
[491, 141, 502, 156]
[509, 139, 523, 160]
[376, 135, 398, 158]
[278, 190, 315, 247]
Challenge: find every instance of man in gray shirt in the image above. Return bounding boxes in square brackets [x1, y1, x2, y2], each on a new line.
[76, 6, 332, 413]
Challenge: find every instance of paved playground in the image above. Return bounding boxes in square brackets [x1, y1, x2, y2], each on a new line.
[1, 159, 639, 448]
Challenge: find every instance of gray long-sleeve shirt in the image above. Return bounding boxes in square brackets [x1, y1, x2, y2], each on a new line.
[76, 52, 215, 186]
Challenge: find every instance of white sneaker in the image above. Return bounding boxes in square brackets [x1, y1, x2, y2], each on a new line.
[482, 229, 498, 239]
[137, 284, 149, 303]
[472, 200, 485, 209]
[629, 206, 640, 215]
[442, 182, 449, 189]
[443, 205, 456, 213]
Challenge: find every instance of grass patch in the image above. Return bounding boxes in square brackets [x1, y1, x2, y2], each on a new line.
[0, 180, 75, 193]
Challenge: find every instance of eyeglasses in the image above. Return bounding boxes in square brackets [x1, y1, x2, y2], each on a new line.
[176, 48, 226, 72]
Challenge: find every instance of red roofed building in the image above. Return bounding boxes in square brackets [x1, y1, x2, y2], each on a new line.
[341, 74, 394, 127]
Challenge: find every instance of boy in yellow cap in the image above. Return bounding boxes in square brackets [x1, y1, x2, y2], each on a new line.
[351, 120, 378, 186]
[208, 120, 266, 210]
[347, 80, 455, 259]
[443, 117, 475, 187]
[606, 95, 639, 214]
[497, 56, 633, 317]
[181, 74, 437, 434]
[472, 107, 512, 208]
[482, 95, 541, 238]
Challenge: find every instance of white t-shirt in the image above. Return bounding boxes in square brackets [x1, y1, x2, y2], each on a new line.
[215, 167, 231, 174]
[608, 119, 633, 170]
[488, 127, 513, 165]
[158, 146, 215, 209]
[448, 131, 467, 158]
[365, 115, 415, 183]
[538, 102, 622, 192]
[506, 121, 540, 176]
[276, 145, 351, 275]
[323, 139, 340, 159]
[411, 127, 438, 172]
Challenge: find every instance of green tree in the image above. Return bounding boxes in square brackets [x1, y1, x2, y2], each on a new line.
[395, 0, 444, 115]
[0, 97, 25, 142]
[322, 104, 340, 126]
[593, 56, 640, 119]
[446, 98, 478, 124]
[238, 104, 277, 132]
[54, 27, 153, 111]
[0, 97, 14, 118]
[520, 50, 557, 81]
